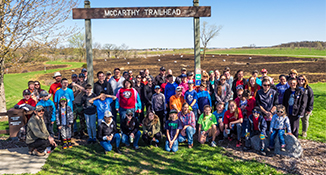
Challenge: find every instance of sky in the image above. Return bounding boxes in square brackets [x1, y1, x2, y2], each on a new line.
[66, 0, 326, 49]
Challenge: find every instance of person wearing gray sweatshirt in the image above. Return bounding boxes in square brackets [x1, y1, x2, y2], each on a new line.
[214, 75, 232, 110]
[152, 85, 166, 131]
[108, 68, 125, 119]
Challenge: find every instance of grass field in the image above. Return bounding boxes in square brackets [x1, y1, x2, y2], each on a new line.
[206, 48, 326, 58]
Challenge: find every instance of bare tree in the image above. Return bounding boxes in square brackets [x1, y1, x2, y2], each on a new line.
[93, 42, 102, 59]
[103, 43, 116, 59]
[200, 21, 223, 61]
[68, 33, 85, 60]
[0, 0, 79, 113]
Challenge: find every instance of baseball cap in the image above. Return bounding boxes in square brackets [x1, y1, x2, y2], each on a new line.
[209, 70, 214, 75]
[225, 67, 230, 71]
[126, 109, 133, 115]
[104, 111, 113, 118]
[181, 68, 187, 71]
[176, 86, 182, 91]
[252, 106, 261, 113]
[155, 85, 160, 89]
[261, 69, 267, 73]
[59, 96, 67, 102]
[23, 89, 31, 96]
[53, 72, 61, 78]
[188, 80, 194, 84]
[181, 74, 187, 78]
[81, 68, 87, 73]
[170, 109, 178, 114]
[71, 74, 78, 78]
[79, 73, 85, 78]
[39, 91, 49, 97]
[200, 83, 207, 87]
[106, 71, 112, 75]
[187, 72, 193, 76]
[252, 70, 259, 74]
[35, 105, 44, 112]
[160, 66, 166, 71]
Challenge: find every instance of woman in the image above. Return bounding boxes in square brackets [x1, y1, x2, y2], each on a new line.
[232, 70, 247, 100]
[178, 103, 196, 148]
[121, 109, 141, 149]
[297, 75, 314, 138]
[276, 75, 290, 105]
[223, 100, 243, 147]
[142, 111, 161, 147]
[245, 76, 261, 97]
[235, 89, 256, 118]
[34, 81, 45, 96]
[214, 75, 231, 110]
[287, 69, 298, 81]
[116, 79, 142, 122]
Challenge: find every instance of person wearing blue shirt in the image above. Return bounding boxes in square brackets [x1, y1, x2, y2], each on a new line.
[37, 91, 56, 136]
[197, 83, 212, 114]
[276, 75, 290, 104]
[212, 102, 226, 134]
[184, 80, 199, 120]
[164, 74, 178, 105]
[54, 78, 74, 110]
[89, 91, 117, 125]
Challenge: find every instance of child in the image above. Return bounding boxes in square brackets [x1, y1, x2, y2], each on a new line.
[142, 111, 161, 147]
[89, 91, 116, 125]
[213, 102, 226, 135]
[197, 83, 212, 114]
[56, 96, 74, 149]
[198, 105, 218, 147]
[269, 105, 292, 152]
[97, 112, 121, 154]
[165, 109, 182, 152]
[223, 100, 243, 147]
[81, 84, 97, 144]
[151, 85, 166, 132]
[184, 80, 199, 120]
[244, 107, 267, 155]
[14, 89, 36, 121]
[36, 91, 56, 136]
[121, 109, 141, 149]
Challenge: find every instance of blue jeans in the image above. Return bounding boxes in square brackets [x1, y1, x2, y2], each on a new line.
[178, 127, 196, 145]
[165, 140, 179, 152]
[100, 133, 121, 151]
[192, 109, 198, 121]
[121, 130, 141, 147]
[119, 108, 135, 123]
[223, 123, 242, 141]
[85, 114, 96, 139]
[269, 129, 285, 147]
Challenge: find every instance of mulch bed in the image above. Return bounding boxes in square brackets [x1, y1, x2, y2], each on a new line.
[0, 134, 325, 175]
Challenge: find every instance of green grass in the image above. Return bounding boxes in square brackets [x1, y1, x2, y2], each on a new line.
[206, 47, 326, 58]
[0, 121, 8, 131]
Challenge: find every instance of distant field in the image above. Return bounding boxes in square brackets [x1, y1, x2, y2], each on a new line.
[206, 48, 326, 58]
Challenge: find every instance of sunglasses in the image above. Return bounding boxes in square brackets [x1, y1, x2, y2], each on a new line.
[263, 84, 270, 87]
[35, 83, 39, 85]
[238, 94, 242, 96]
[277, 110, 284, 113]
[127, 114, 133, 116]
[298, 78, 305, 81]
[220, 79, 226, 81]
[253, 111, 260, 114]
[37, 110, 45, 112]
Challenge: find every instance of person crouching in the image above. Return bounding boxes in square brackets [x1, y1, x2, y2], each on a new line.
[121, 109, 141, 150]
[142, 111, 162, 147]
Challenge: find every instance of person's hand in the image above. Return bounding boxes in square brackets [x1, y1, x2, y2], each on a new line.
[270, 131, 273, 135]
[287, 133, 293, 135]
[51, 122, 54, 125]
[112, 96, 117, 100]
[229, 123, 233, 129]
[181, 129, 186, 136]
[130, 133, 134, 138]
[218, 118, 222, 124]
[166, 104, 168, 108]
[107, 135, 113, 141]
[116, 108, 119, 112]
[152, 137, 156, 141]
[71, 82, 76, 86]
[221, 102, 224, 105]
[169, 141, 173, 149]
[306, 111, 311, 115]
[68, 125, 71, 127]
[136, 109, 141, 113]
[58, 126, 62, 130]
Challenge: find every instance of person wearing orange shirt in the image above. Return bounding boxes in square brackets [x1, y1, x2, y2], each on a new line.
[169, 86, 185, 113]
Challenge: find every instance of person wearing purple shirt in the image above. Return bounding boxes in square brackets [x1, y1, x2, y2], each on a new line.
[276, 75, 290, 104]
[177, 103, 196, 148]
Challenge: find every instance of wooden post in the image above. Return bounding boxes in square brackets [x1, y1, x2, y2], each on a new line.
[85, 0, 94, 87]
[194, 0, 201, 86]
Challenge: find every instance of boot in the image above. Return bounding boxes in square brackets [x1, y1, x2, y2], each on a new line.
[115, 147, 121, 154]
[68, 138, 73, 148]
[62, 139, 68, 149]
[33, 149, 46, 156]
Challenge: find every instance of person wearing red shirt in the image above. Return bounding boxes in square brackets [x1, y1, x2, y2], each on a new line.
[245, 76, 261, 97]
[160, 76, 169, 93]
[231, 70, 247, 100]
[234, 89, 256, 118]
[49, 72, 62, 101]
[223, 100, 243, 147]
[14, 89, 37, 121]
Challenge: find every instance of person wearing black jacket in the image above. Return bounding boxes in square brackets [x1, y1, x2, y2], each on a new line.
[282, 78, 307, 138]
[94, 71, 113, 96]
[297, 75, 314, 138]
[121, 109, 141, 149]
[97, 114, 121, 153]
[232, 70, 248, 100]
[134, 75, 145, 123]
[143, 78, 155, 113]
[243, 107, 267, 155]
[154, 66, 166, 86]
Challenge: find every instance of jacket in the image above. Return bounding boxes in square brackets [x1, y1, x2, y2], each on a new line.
[152, 93, 166, 112]
[270, 114, 291, 133]
[134, 83, 144, 100]
[36, 99, 56, 123]
[121, 117, 139, 135]
[232, 79, 247, 99]
[303, 85, 314, 112]
[97, 120, 118, 141]
[115, 88, 142, 110]
[94, 80, 113, 96]
[109, 76, 125, 95]
[26, 114, 50, 144]
[214, 82, 231, 103]
[283, 87, 307, 117]
[143, 114, 161, 137]
[154, 73, 165, 87]
[56, 106, 74, 126]
[247, 114, 267, 136]
[143, 84, 154, 105]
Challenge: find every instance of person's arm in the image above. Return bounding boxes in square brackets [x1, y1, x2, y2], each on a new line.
[225, 84, 232, 103]
[230, 118, 243, 125]
[299, 89, 307, 117]
[29, 119, 49, 139]
[132, 119, 140, 135]
[172, 129, 180, 142]
[208, 91, 212, 107]
[106, 94, 116, 100]
[135, 91, 142, 112]
[162, 94, 166, 112]
[285, 117, 292, 133]
[261, 118, 267, 134]
[51, 101, 56, 123]
[307, 87, 314, 113]
[190, 99, 197, 108]
[72, 82, 86, 92]
[166, 129, 171, 142]
[89, 95, 100, 104]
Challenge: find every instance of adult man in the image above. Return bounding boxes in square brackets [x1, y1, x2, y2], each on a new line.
[154, 66, 166, 87]
[260, 69, 274, 84]
[54, 78, 74, 110]
[256, 79, 278, 130]
[49, 72, 62, 101]
[283, 78, 307, 138]
[109, 68, 125, 119]
[175, 68, 187, 85]
[81, 68, 88, 83]
[169, 86, 185, 113]
[94, 71, 113, 96]
[167, 69, 176, 82]
[68, 74, 78, 89]
[26, 106, 57, 156]
[129, 70, 136, 85]
[143, 77, 154, 113]
[134, 75, 145, 123]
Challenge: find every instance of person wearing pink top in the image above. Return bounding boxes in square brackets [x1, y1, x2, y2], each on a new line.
[179, 74, 189, 95]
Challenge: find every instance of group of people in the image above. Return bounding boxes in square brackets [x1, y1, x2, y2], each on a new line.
[20, 65, 314, 156]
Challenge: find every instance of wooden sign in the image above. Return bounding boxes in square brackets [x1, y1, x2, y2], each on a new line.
[73, 6, 211, 19]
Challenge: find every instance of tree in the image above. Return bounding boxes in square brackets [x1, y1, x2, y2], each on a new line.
[93, 42, 102, 59]
[103, 43, 116, 58]
[68, 33, 85, 60]
[200, 21, 223, 61]
[0, 0, 78, 113]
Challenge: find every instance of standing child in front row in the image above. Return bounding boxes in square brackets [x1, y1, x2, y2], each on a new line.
[269, 105, 292, 152]
[165, 109, 183, 152]
[56, 96, 74, 149]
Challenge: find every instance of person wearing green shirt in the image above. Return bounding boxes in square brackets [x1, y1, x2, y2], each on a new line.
[198, 105, 218, 147]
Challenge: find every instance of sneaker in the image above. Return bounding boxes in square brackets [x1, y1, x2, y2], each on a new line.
[68, 142, 73, 149]
[62, 143, 68, 149]
[260, 150, 266, 156]
[33, 149, 46, 156]
[236, 141, 241, 148]
[134, 146, 139, 150]
[115, 148, 122, 154]
[28, 148, 35, 155]
[243, 147, 250, 151]
[210, 141, 217, 147]
[92, 138, 97, 144]
[87, 138, 93, 144]
[228, 137, 233, 141]
[125, 144, 130, 147]
[281, 145, 286, 152]
[188, 144, 193, 149]
[302, 131, 307, 138]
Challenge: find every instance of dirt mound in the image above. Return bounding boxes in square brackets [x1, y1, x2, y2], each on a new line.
[6, 63, 67, 74]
